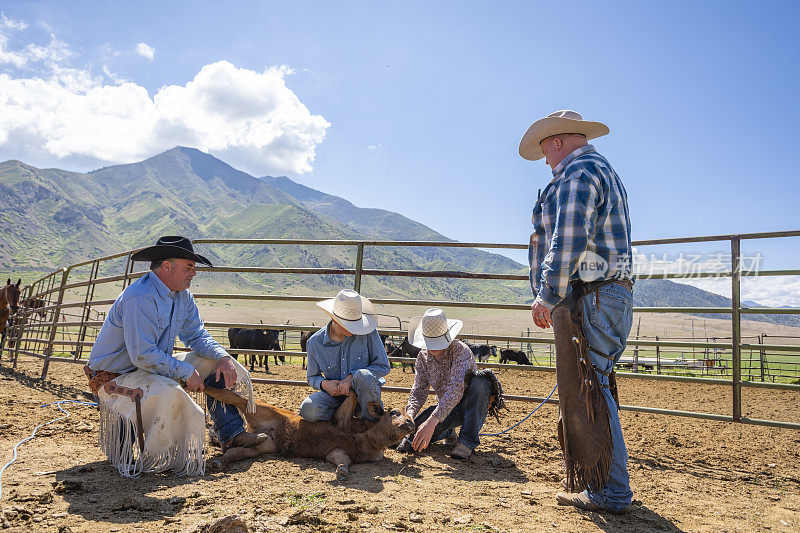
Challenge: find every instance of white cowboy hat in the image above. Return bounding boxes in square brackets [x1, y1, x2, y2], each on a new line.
[519, 110, 609, 161]
[408, 308, 463, 351]
[316, 289, 377, 335]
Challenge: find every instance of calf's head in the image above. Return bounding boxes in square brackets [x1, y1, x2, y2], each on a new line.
[366, 402, 415, 443]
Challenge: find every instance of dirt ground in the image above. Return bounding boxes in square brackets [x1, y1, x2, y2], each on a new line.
[1, 356, 799, 533]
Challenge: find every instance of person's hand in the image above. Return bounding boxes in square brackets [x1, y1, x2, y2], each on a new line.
[412, 417, 438, 451]
[337, 374, 354, 396]
[531, 302, 552, 329]
[185, 370, 205, 392]
[322, 379, 341, 396]
[215, 356, 238, 389]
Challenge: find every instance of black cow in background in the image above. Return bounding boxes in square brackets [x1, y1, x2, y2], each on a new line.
[395, 337, 421, 373]
[499, 349, 533, 365]
[466, 342, 497, 362]
[299, 329, 315, 370]
[265, 329, 285, 365]
[227, 328, 283, 372]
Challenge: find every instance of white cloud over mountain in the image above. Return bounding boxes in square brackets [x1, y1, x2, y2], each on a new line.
[630, 247, 800, 307]
[0, 17, 329, 176]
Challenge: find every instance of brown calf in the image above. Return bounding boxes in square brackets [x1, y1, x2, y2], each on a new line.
[205, 387, 414, 477]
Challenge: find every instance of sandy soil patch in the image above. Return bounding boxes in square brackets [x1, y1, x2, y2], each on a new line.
[0, 357, 799, 532]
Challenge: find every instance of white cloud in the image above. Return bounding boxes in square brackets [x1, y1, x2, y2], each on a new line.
[0, 19, 329, 176]
[1, 13, 27, 32]
[0, 13, 71, 69]
[630, 247, 800, 307]
[135, 42, 154, 60]
[676, 277, 800, 308]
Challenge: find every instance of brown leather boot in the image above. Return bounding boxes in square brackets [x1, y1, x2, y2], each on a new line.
[450, 442, 473, 460]
[555, 491, 602, 511]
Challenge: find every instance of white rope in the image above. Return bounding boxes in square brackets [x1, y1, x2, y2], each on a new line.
[0, 400, 97, 503]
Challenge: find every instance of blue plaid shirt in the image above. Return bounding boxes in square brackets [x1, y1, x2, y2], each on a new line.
[529, 144, 632, 309]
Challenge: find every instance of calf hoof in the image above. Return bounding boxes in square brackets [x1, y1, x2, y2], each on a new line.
[209, 458, 225, 472]
[336, 464, 350, 479]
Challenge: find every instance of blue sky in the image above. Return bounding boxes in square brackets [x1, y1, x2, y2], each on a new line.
[1, 1, 799, 304]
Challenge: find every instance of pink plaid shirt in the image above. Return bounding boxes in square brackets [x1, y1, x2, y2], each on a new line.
[406, 339, 477, 422]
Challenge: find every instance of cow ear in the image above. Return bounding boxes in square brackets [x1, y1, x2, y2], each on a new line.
[367, 402, 385, 418]
[6, 279, 9, 285]
[16, 279, 21, 287]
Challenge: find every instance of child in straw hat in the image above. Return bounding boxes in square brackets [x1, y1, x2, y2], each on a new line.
[300, 290, 390, 422]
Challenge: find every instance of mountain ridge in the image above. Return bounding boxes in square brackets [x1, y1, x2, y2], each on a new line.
[0, 147, 795, 326]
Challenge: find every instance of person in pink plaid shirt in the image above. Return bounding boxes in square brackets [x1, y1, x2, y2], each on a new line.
[395, 308, 493, 460]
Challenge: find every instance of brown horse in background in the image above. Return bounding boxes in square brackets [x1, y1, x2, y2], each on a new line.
[0, 279, 21, 349]
[24, 296, 47, 318]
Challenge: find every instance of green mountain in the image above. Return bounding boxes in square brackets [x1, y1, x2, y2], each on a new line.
[0, 147, 529, 301]
[0, 146, 795, 326]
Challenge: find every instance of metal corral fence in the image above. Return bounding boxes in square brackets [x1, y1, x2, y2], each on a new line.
[2, 230, 799, 430]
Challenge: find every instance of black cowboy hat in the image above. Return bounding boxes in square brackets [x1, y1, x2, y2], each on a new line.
[130, 236, 213, 266]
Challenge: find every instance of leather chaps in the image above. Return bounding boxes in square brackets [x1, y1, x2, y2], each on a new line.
[552, 281, 618, 493]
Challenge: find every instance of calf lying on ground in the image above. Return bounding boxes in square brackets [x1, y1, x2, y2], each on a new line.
[499, 349, 533, 365]
[205, 387, 415, 477]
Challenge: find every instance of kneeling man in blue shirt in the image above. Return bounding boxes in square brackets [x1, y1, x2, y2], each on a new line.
[301, 290, 390, 422]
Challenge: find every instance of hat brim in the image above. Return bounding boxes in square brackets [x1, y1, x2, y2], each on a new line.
[408, 316, 463, 350]
[130, 244, 213, 266]
[519, 117, 610, 161]
[316, 296, 377, 335]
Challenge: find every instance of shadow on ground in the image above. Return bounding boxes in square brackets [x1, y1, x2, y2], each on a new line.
[54, 461, 198, 524]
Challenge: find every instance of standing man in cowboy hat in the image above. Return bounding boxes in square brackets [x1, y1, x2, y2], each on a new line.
[300, 289, 390, 422]
[519, 111, 634, 512]
[87, 236, 267, 456]
[395, 308, 494, 460]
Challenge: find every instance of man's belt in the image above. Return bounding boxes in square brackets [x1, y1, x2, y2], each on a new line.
[570, 278, 632, 301]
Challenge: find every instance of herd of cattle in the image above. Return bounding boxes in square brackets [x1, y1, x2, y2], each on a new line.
[226, 326, 534, 372]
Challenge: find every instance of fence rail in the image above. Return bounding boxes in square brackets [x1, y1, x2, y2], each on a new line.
[2, 230, 799, 430]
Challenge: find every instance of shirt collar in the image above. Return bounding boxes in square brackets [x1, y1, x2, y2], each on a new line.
[322, 321, 344, 346]
[147, 271, 175, 299]
[552, 144, 595, 177]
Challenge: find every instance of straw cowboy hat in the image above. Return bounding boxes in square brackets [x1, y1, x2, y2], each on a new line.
[130, 236, 213, 266]
[316, 289, 378, 335]
[408, 308, 463, 351]
[519, 110, 609, 161]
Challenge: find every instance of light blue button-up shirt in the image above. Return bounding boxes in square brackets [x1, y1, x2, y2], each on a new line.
[88, 271, 228, 381]
[305, 323, 390, 390]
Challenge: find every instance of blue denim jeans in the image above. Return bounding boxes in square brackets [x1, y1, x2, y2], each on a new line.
[204, 374, 246, 444]
[299, 369, 384, 421]
[410, 374, 493, 450]
[578, 282, 634, 511]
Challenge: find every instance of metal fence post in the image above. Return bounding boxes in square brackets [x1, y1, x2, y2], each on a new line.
[656, 336, 661, 374]
[41, 268, 69, 380]
[353, 243, 365, 293]
[731, 236, 742, 421]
